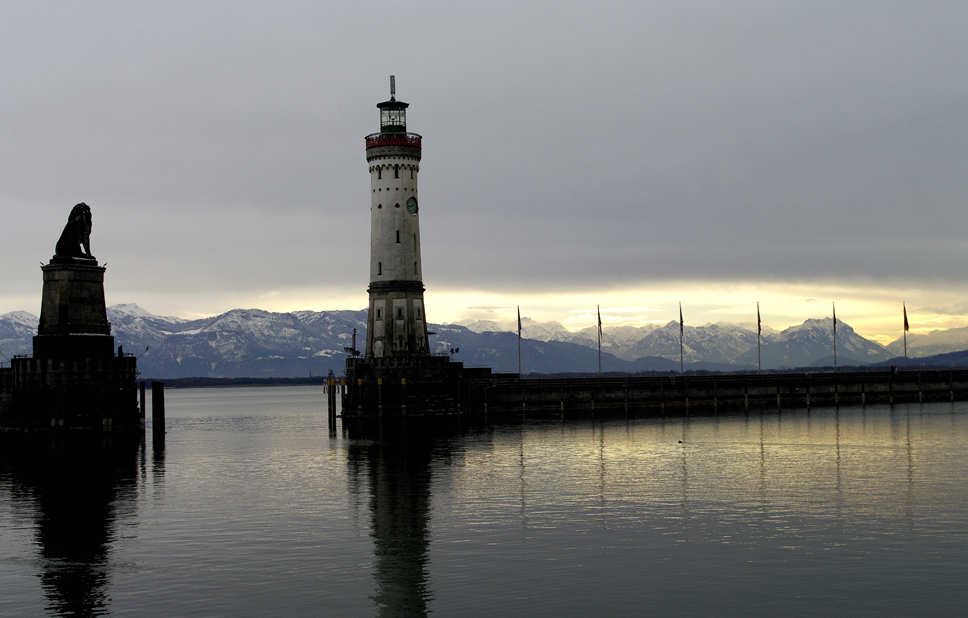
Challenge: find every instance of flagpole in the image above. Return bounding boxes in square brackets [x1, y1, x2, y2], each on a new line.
[597, 304, 602, 378]
[832, 302, 837, 372]
[903, 302, 909, 369]
[679, 302, 684, 375]
[517, 306, 522, 377]
[757, 302, 761, 374]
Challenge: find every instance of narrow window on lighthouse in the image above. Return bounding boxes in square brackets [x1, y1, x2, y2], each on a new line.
[396, 230, 400, 243]
[378, 262, 382, 275]
[394, 164, 399, 178]
[410, 169, 414, 179]
[377, 168, 382, 180]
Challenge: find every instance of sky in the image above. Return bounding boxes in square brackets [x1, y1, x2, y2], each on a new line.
[2, 1, 967, 345]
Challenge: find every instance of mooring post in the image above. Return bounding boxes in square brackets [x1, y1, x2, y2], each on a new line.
[327, 377, 337, 425]
[151, 381, 165, 442]
[140, 380, 147, 427]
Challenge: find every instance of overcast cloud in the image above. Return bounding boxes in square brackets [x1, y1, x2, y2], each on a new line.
[2, 1, 966, 341]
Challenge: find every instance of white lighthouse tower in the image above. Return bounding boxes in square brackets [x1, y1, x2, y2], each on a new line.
[364, 77, 429, 360]
[343, 78, 495, 416]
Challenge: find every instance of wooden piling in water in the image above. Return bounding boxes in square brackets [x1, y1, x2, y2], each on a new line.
[151, 381, 165, 443]
[326, 377, 338, 425]
[140, 380, 147, 427]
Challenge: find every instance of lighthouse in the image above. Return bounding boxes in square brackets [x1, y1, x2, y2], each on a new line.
[341, 79, 494, 417]
[364, 76, 429, 359]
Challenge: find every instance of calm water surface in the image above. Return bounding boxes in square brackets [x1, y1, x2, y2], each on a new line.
[2, 385, 967, 617]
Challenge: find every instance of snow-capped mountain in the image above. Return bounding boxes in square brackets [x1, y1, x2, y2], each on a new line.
[461, 319, 510, 333]
[462, 317, 668, 360]
[129, 308, 369, 378]
[461, 317, 576, 342]
[424, 324, 636, 374]
[886, 325, 968, 358]
[453, 316, 892, 370]
[106, 304, 188, 352]
[568, 324, 663, 357]
[110, 303, 186, 324]
[737, 318, 889, 368]
[520, 318, 574, 342]
[0, 311, 38, 357]
[4, 304, 369, 377]
[2, 306, 962, 376]
[618, 321, 759, 366]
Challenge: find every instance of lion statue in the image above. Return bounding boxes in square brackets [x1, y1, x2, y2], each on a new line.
[54, 202, 94, 260]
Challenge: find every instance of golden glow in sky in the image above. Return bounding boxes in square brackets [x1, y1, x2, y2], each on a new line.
[112, 279, 968, 348]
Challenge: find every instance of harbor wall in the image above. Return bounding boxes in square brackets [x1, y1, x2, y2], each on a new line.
[342, 355, 493, 416]
[465, 370, 968, 417]
[1, 356, 140, 432]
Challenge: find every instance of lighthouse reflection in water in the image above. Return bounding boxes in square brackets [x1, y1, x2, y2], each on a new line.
[2, 385, 967, 617]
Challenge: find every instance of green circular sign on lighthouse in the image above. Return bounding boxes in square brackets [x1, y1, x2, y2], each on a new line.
[406, 197, 418, 215]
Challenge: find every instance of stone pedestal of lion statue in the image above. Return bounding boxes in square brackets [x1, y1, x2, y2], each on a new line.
[1, 203, 141, 434]
[33, 203, 115, 359]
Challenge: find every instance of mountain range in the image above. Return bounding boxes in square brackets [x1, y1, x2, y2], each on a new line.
[2, 304, 967, 379]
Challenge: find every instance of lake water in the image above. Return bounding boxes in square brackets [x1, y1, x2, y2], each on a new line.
[2, 385, 967, 617]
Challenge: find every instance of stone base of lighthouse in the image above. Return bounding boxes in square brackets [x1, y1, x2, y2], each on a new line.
[343, 355, 494, 416]
[365, 281, 429, 359]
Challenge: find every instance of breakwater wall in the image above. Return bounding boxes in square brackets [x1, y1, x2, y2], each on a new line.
[1, 356, 140, 432]
[466, 370, 968, 417]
